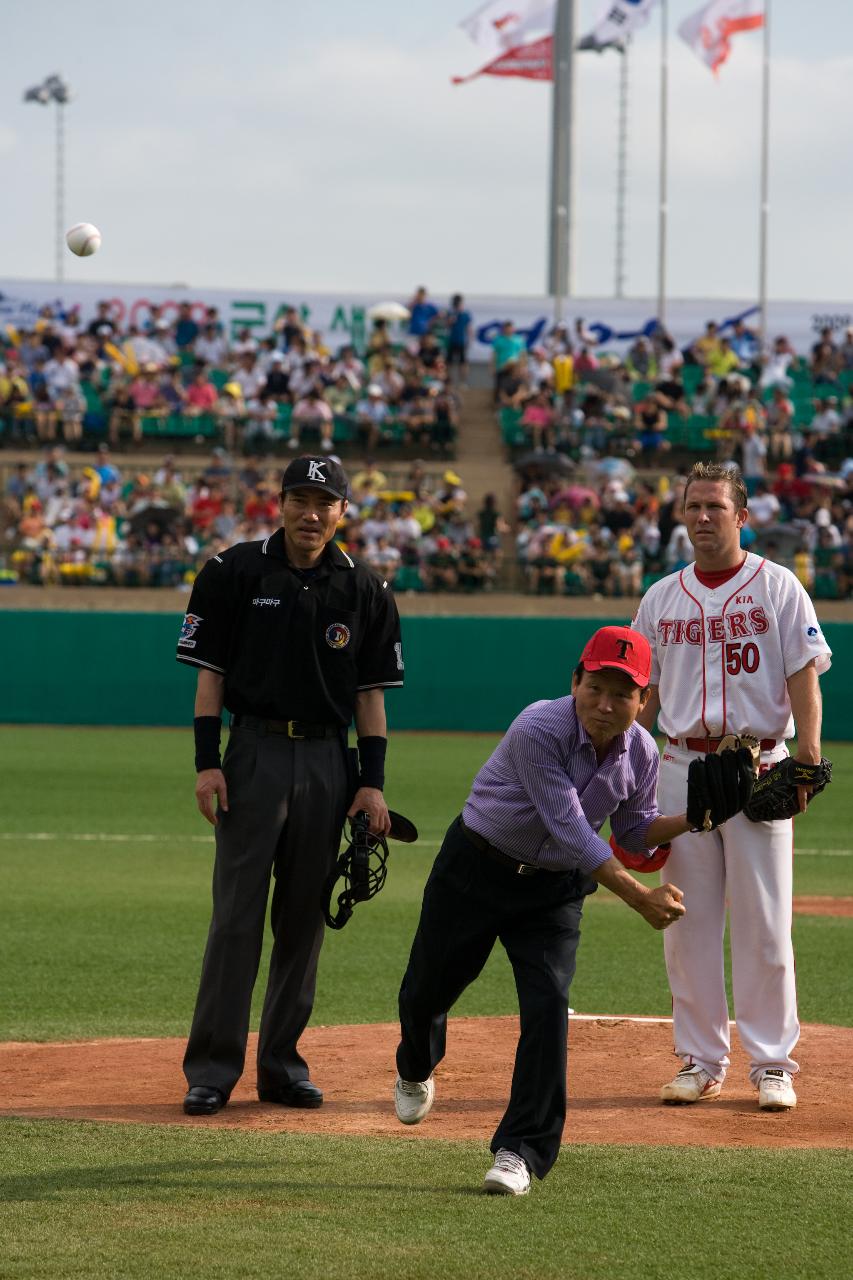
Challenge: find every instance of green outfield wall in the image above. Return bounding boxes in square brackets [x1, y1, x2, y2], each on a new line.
[3, 611, 852, 738]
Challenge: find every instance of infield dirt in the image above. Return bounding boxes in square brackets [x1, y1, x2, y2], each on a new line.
[2, 1016, 850, 1150]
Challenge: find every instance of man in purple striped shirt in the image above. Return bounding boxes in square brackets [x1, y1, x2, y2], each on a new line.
[394, 625, 694, 1197]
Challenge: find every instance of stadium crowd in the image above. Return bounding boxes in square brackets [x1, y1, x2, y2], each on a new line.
[0, 292, 466, 457]
[2, 447, 502, 594]
[495, 315, 852, 599]
[1, 293, 851, 598]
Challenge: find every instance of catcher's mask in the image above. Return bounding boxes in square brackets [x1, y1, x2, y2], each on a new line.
[322, 809, 418, 930]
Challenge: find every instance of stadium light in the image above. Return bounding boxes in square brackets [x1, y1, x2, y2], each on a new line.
[23, 73, 72, 283]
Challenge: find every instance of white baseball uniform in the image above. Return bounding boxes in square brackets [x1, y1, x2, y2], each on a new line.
[633, 552, 832, 1084]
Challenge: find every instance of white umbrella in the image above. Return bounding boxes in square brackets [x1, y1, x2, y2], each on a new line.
[367, 301, 411, 323]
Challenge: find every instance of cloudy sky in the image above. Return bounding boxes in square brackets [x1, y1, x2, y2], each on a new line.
[3, 0, 851, 301]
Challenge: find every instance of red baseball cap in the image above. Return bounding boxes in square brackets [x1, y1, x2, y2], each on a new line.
[579, 625, 651, 688]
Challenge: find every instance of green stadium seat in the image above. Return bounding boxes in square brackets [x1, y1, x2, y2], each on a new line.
[392, 565, 425, 593]
[499, 407, 527, 446]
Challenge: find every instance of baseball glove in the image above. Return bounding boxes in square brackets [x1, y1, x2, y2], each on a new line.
[686, 747, 756, 832]
[743, 757, 833, 823]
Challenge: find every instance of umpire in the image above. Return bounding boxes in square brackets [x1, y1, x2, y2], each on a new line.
[176, 454, 404, 1116]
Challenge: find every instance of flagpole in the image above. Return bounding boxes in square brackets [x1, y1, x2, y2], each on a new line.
[615, 38, 629, 298]
[548, 0, 577, 320]
[656, 0, 668, 328]
[758, 0, 771, 348]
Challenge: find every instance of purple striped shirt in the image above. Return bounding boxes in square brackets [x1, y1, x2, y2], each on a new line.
[462, 695, 661, 873]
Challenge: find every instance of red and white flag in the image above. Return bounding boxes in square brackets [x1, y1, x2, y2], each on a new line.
[678, 0, 764, 73]
[453, 0, 556, 85]
[460, 0, 556, 56]
[452, 35, 553, 85]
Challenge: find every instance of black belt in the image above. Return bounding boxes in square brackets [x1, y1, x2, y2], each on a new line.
[459, 817, 541, 876]
[231, 714, 341, 740]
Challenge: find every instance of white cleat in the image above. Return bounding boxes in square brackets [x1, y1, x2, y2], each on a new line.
[758, 1069, 797, 1111]
[660, 1064, 722, 1105]
[394, 1074, 435, 1125]
[483, 1148, 531, 1196]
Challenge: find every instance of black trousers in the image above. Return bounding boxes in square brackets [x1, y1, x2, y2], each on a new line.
[183, 725, 348, 1098]
[397, 817, 593, 1180]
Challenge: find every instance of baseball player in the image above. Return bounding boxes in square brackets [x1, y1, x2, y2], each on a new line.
[393, 626, 750, 1197]
[633, 461, 832, 1111]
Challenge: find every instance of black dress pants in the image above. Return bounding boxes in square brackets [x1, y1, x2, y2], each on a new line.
[397, 816, 593, 1180]
[183, 725, 348, 1097]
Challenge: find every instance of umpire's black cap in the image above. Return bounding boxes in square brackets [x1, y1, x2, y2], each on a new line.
[280, 455, 348, 502]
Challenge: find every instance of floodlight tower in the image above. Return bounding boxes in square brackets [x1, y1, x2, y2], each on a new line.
[23, 74, 72, 283]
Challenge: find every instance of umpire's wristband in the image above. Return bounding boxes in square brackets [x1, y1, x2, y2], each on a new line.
[194, 716, 222, 772]
[357, 736, 386, 791]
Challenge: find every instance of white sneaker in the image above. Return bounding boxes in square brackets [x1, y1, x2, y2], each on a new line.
[287, 436, 299, 449]
[660, 1064, 722, 1105]
[483, 1149, 531, 1196]
[320, 438, 333, 452]
[758, 1069, 797, 1111]
[394, 1075, 435, 1125]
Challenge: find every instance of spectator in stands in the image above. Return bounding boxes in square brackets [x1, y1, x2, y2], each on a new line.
[407, 286, 439, 338]
[231, 351, 265, 401]
[185, 367, 218, 415]
[839, 327, 853, 371]
[374, 356, 405, 405]
[765, 384, 794, 460]
[331, 344, 365, 391]
[355, 384, 391, 451]
[290, 387, 335, 452]
[431, 385, 458, 456]
[573, 345, 598, 379]
[492, 321, 526, 399]
[520, 390, 554, 452]
[634, 393, 669, 460]
[811, 327, 840, 384]
[760, 334, 797, 391]
[86, 301, 118, 339]
[728, 319, 759, 367]
[367, 318, 394, 370]
[175, 303, 200, 352]
[625, 336, 657, 381]
[232, 326, 259, 357]
[258, 351, 290, 403]
[707, 337, 742, 380]
[748, 480, 781, 530]
[195, 321, 229, 367]
[691, 321, 722, 367]
[446, 294, 472, 385]
[326, 373, 357, 419]
[811, 397, 841, 444]
[498, 358, 530, 410]
[740, 419, 769, 496]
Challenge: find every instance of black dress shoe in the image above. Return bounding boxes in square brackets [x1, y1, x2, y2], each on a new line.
[258, 1080, 323, 1109]
[183, 1086, 226, 1115]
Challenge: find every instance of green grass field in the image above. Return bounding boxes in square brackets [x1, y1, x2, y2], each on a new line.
[1, 727, 851, 1278]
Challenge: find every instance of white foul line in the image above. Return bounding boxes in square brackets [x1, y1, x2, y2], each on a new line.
[0, 834, 849, 858]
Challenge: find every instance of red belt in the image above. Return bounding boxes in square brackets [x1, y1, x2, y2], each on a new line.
[668, 735, 779, 753]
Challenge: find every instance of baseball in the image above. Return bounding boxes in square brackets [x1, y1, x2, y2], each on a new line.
[65, 222, 102, 257]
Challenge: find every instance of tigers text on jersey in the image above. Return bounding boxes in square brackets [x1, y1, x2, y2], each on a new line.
[632, 553, 832, 742]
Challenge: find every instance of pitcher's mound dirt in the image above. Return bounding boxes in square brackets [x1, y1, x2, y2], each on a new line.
[793, 896, 853, 918]
[2, 1017, 850, 1149]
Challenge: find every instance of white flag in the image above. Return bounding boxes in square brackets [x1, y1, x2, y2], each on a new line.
[578, 0, 660, 54]
[678, 0, 764, 73]
[459, 0, 556, 62]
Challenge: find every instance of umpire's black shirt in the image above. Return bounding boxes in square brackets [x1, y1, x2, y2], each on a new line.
[176, 528, 404, 724]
